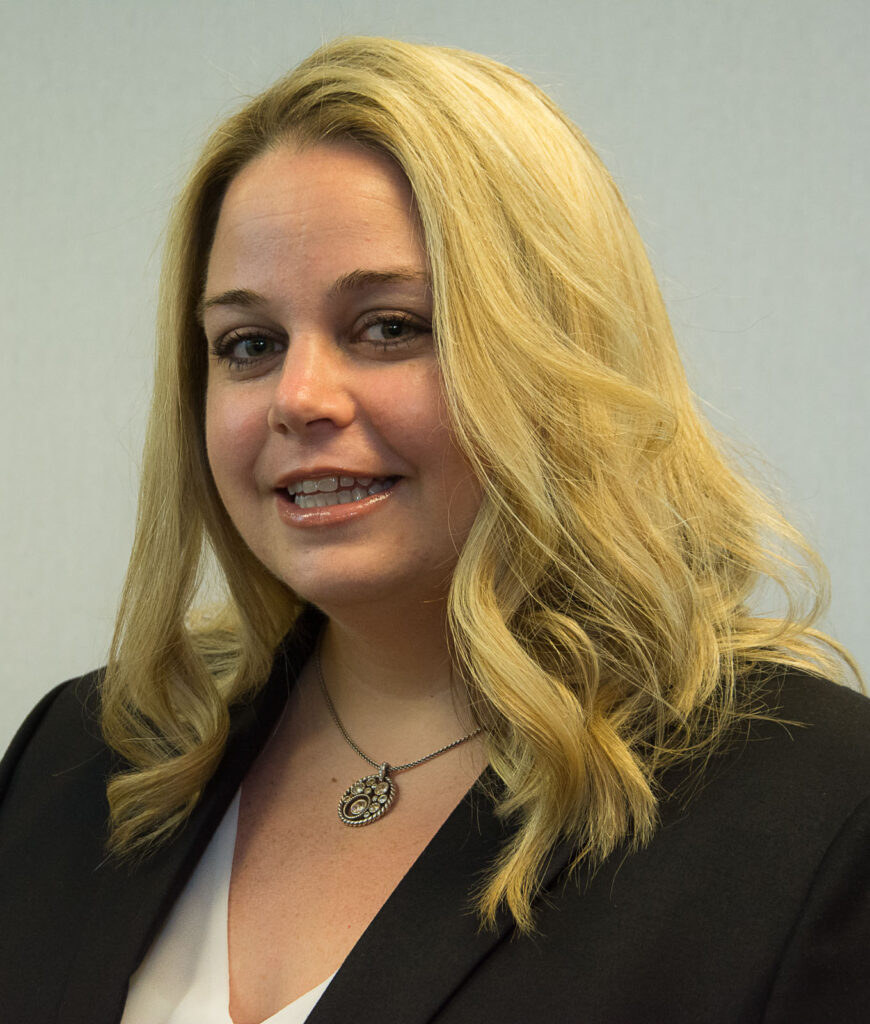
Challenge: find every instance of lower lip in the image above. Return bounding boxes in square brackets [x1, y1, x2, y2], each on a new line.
[276, 480, 400, 528]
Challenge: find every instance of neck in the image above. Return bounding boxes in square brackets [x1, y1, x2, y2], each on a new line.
[325, 606, 451, 695]
[309, 597, 478, 760]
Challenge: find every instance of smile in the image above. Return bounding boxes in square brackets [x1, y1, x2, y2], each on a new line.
[288, 475, 399, 509]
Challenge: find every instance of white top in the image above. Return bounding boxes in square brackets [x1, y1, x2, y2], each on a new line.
[121, 791, 335, 1024]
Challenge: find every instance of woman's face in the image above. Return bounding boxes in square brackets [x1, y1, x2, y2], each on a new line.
[202, 141, 481, 614]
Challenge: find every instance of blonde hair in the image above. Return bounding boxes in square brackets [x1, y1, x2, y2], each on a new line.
[101, 36, 857, 931]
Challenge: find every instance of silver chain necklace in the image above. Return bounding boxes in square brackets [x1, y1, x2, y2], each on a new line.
[315, 642, 482, 827]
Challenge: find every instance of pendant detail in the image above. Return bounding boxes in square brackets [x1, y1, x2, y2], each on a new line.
[338, 763, 396, 827]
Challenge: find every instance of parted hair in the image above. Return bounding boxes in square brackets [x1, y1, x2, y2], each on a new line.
[101, 35, 856, 931]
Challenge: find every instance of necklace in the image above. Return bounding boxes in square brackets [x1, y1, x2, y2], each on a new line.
[315, 643, 482, 827]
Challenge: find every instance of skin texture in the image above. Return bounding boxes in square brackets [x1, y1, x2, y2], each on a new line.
[201, 142, 487, 1022]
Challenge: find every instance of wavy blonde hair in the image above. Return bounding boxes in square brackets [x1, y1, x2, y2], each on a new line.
[101, 35, 857, 931]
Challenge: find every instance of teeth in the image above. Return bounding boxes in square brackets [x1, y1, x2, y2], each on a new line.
[290, 477, 396, 509]
[291, 475, 390, 495]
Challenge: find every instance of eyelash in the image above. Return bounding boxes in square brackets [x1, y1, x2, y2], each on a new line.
[210, 313, 428, 370]
[357, 312, 426, 351]
[211, 331, 282, 370]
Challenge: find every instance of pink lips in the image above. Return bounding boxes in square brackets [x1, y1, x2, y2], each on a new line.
[275, 478, 400, 527]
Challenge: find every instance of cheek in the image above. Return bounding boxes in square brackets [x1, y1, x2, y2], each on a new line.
[403, 396, 482, 528]
[204, 385, 267, 492]
[389, 365, 454, 450]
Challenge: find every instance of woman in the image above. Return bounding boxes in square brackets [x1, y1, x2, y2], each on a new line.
[1, 36, 868, 1024]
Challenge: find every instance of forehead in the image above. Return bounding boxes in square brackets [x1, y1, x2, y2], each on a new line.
[223, 139, 416, 209]
[206, 142, 426, 291]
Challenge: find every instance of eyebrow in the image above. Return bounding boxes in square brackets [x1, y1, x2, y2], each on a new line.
[196, 267, 430, 324]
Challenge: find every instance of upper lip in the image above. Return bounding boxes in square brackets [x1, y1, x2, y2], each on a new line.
[273, 468, 399, 489]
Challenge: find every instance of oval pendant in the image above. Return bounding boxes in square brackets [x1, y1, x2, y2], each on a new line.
[338, 770, 396, 827]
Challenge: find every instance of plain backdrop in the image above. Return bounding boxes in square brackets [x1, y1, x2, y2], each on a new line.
[1, 0, 867, 749]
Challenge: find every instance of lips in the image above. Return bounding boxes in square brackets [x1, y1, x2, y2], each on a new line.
[274, 471, 400, 528]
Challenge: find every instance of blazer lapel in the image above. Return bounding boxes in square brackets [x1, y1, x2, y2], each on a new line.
[309, 778, 576, 1024]
[56, 612, 320, 1024]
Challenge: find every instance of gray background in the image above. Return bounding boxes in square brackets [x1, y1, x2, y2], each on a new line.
[2, 0, 867, 749]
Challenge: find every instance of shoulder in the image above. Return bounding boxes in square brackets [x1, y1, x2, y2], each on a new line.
[720, 667, 870, 816]
[433, 670, 870, 1022]
[0, 670, 112, 837]
[762, 666, 870, 755]
[0, 671, 107, 774]
[545, 671, 870, 1017]
[657, 668, 870, 861]
[3, 672, 104, 758]
[731, 669, 870, 1021]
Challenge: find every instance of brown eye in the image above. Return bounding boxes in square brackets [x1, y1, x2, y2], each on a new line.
[356, 313, 429, 350]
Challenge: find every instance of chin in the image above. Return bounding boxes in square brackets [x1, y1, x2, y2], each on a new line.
[280, 563, 454, 617]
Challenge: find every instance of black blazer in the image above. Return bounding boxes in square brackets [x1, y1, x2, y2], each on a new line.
[2, 618, 869, 1023]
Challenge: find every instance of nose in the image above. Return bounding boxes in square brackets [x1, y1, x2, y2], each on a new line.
[267, 334, 355, 435]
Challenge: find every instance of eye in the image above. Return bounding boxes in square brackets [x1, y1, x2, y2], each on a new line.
[211, 330, 285, 370]
[356, 313, 430, 351]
